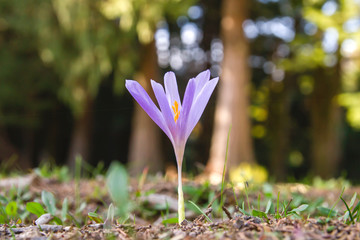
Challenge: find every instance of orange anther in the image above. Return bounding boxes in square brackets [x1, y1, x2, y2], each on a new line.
[172, 101, 180, 123]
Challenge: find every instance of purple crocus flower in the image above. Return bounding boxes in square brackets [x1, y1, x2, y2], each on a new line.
[125, 70, 218, 223]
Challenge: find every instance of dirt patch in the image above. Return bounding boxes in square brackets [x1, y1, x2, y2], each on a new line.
[2, 215, 360, 239]
[1, 174, 360, 239]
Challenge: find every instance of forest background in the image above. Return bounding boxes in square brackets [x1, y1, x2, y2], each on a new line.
[1, 0, 360, 183]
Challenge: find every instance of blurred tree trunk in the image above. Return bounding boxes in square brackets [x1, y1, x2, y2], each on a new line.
[267, 76, 293, 181]
[310, 65, 342, 179]
[0, 129, 24, 169]
[21, 129, 35, 169]
[128, 41, 164, 176]
[67, 96, 93, 170]
[206, 0, 255, 178]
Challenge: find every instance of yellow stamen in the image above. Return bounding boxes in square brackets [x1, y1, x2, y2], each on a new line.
[172, 100, 180, 123]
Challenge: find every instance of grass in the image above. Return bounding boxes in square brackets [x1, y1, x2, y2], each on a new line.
[188, 200, 213, 223]
[0, 160, 359, 232]
[220, 125, 231, 212]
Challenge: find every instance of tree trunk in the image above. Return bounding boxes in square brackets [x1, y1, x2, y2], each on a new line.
[20, 128, 35, 170]
[128, 41, 164, 176]
[267, 76, 293, 181]
[310, 65, 342, 179]
[67, 96, 93, 170]
[0, 129, 23, 169]
[206, 0, 255, 178]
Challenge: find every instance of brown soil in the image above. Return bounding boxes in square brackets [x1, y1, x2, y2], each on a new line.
[2, 215, 360, 239]
[1, 174, 360, 239]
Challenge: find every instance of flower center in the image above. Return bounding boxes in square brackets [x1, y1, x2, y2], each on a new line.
[172, 100, 180, 123]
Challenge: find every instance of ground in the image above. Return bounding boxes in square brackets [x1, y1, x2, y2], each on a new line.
[0, 172, 359, 239]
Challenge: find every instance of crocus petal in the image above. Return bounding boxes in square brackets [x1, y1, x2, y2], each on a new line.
[178, 78, 196, 140]
[193, 70, 210, 97]
[125, 80, 173, 142]
[151, 80, 176, 141]
[164, 72, 181, 108]
[185, 77, 219, 139]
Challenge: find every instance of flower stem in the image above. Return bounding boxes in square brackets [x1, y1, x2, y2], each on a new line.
[178, 176, 185, 223]
[176, 148, 185, 224]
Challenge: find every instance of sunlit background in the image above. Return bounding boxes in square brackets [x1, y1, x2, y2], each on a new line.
[1, 0, 360, 182]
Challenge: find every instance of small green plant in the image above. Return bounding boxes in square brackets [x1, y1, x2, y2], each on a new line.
[82, 161, 106, 178]
[88, 208, 104, 223]
[328, 186, 345, 218]
[340, 192, 360, 224]
[106, 161, 130, 221]
[288, 204, 309, 217]
[26, 191, 67, 225]
[250, 196, 272, 220]
[104, 204, 115, 228]
[41, 191, 57, 216]
[34, 162, 70, 182]
[0, 186, 33, 224]
[159, 200, 176, 226]
[26, 202, 45, 218]
[5, 201, 18, 222]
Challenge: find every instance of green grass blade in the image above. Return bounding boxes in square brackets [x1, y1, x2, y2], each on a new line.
[328, 186, 345, 218]
[244, 183, 251, 212]
[75, 155, 82, 216]
[341, 197, 354, 224]
[356, 201, 360, 222]
[276, 191, 280, 219]
[265, 199, 272, 214]
[351, 201, 360, 218]
[188, 200, 213, 223]
[220, 125, 232, 210]
[41, 191, 57, 216]
[230, 182, 239, 207]
[61, 198, 68, 222]
[349, 193, 357, 209]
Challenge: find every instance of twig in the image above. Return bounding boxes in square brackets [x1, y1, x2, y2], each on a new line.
[207, 188, 231, 208]
[222, 206, 232, 219]
[282, 198, 293, 215]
